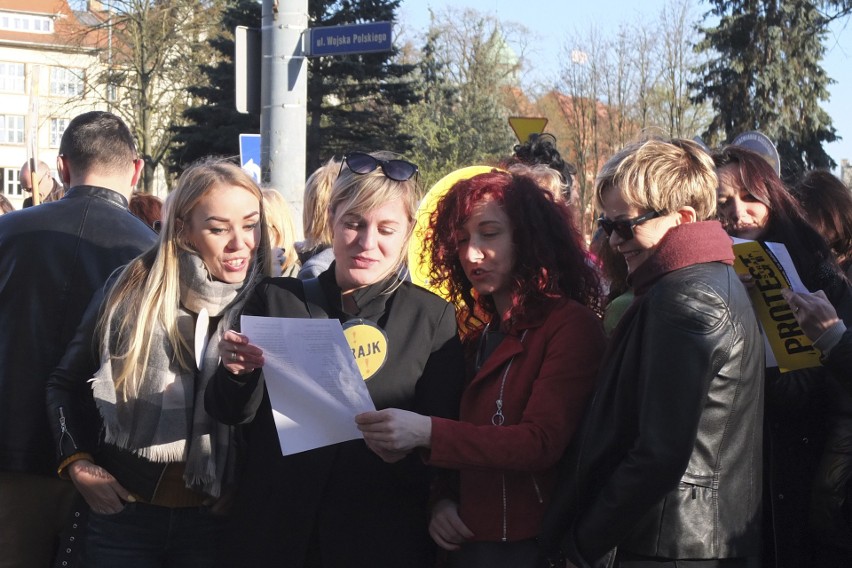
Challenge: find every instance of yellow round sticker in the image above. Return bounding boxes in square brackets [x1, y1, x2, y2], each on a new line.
[407, 165, 503, 300]
[342, 320, 388, 381]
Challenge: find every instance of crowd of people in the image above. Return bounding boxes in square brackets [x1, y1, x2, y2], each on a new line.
[2, 112, 852, 568]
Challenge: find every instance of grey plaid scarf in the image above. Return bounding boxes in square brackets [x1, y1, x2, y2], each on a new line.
[92, 252, 249, 497]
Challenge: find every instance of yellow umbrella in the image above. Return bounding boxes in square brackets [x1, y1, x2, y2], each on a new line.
[407, 165, 503, 299]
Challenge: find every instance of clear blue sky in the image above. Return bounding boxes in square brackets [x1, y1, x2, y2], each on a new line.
[398, 0, 852, 173]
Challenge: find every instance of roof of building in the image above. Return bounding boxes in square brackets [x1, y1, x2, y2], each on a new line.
[2, 0, 65, 13]
[0, 0, 103, 51]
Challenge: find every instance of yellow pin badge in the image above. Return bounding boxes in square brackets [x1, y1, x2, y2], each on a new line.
[342, 319, 388, 380]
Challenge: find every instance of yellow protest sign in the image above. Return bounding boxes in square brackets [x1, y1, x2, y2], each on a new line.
[732, 241, 821, 372]
[342, 319, 388, 380]
[508, 117, 548, 144]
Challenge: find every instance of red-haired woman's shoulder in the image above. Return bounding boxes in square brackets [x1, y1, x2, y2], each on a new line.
[545, 297, 606, 339]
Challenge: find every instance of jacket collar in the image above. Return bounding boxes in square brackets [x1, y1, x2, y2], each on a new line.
[317, 261, 402, 320]
[65, 185, 130, 209]
[628, 221, 734, 296]
[471, 331, 524, 381]
[467, 298, 564, 382]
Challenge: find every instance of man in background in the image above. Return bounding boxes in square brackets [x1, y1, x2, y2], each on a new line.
[20, 159, 64, 207]
[0, 111, 157, 567]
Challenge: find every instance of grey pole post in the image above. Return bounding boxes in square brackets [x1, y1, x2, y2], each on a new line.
[261, 0, 307, 238]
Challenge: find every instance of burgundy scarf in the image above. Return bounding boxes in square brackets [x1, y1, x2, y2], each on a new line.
[628, 220, 734, 296]
[608, 221, 734, 342]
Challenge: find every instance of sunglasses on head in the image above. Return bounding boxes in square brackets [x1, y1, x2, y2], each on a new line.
[341, 152, 419, 182]
[598, 210, 661, 241]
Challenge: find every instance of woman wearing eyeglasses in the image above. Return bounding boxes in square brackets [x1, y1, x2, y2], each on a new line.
[355, 170, 606, 568]
[713, 146, 852, 568]
[539, 138, 764, 568]
[205, 151, 466, 568]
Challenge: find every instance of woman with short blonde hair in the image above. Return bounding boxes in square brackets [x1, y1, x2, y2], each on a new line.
[541, 138, 764, 568]
[595, 138, 717, 221]
[208, 150, 465, 567]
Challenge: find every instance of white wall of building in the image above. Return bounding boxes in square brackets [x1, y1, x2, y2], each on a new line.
[0, 5, 107, 210]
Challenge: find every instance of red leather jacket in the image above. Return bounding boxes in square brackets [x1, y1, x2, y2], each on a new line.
[428, 297, 605, 542]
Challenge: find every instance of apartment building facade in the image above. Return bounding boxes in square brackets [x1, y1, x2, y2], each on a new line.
[0, 0, 107, 210]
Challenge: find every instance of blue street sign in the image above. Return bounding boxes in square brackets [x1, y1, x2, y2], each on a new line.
[307, 22, 392, 57]
[239, 133, 262, 183]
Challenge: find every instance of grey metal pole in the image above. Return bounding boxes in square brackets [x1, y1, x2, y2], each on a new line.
[261, 0, 307, 238]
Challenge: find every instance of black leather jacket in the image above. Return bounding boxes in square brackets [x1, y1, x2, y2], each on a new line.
[822, 332, 852, 547]
[540, 262, 765, 566]
[0, 186, 156, 475]
[762, 266, 852, 567]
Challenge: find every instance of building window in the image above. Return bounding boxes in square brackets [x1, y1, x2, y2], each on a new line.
[2, 168, 22, 197]
[50, 68, 85, 97]
[50, 118, 70, 148]
[0, 62, 24, 93]
[0, 13, 53, 34]
[0, 115, 25, 144]
[32, 17, 53, 32]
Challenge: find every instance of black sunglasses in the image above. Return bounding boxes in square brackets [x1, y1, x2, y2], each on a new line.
[598, 210, 661, 240]
[341, 152, 419, 182]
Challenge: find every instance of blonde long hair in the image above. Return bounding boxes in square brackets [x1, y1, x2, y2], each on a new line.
[99, 159, 272, 399]
[262, 188, 300, 274]
[302, 157, 340, 250]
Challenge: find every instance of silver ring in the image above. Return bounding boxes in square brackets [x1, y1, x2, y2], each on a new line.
[231, 351, 237, 362]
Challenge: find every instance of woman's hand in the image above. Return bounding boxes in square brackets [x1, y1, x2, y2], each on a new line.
[781, 288, 841, 342]
[361, 440, 410, 464]
[220, 329, 264, 376]
[355, 408, 432, 454]
[429, 498, 474, 551]
[68, 459, 133, 514]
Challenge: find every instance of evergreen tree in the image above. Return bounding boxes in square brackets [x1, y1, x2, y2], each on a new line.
[400, 26, 465, 190]
[174, 0, 416, 177]
[306, 0, 419, 171]
[169, 0, 261, 174]
[694, 0, 837, 181]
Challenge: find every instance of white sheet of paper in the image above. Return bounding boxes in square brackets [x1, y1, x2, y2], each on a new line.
[240, 315, 376, 456]
[762, 241, 809, 293]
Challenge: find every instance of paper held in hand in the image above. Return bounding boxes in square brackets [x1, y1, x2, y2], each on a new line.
[731, 239, 821, 372]
[240, 315, 376, 455]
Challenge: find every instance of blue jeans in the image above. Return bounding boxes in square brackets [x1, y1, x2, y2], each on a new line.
[84, 502, 226, 568]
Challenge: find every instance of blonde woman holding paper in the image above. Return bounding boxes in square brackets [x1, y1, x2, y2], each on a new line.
[206, 151, 465, 568]
[46, 158, 272, 567]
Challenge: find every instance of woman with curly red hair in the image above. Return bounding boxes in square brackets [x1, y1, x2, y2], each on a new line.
[357, 170, 605, 567]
